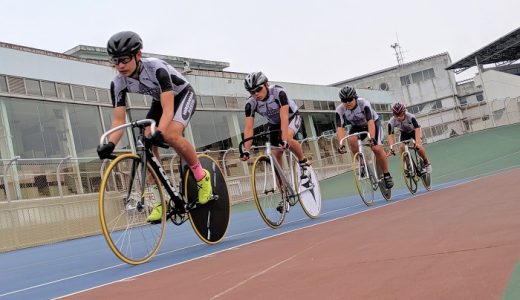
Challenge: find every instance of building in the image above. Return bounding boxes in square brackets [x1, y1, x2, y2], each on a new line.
[0, 41, 393, 203]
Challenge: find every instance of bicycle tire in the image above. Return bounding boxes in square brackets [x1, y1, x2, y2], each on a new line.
[353, 152, 374, 206]
[252, 155, 286, 228]
[418, 157, 432, 191]
[99, 153, 166, 265]
[184, 154, 230, 244]
[297, 165, 322, 219]
[400, 152, 418, 195]
[376, 163, 392, 201]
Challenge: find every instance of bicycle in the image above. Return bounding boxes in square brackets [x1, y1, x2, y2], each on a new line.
[98, 119, 230, 265]
[239, 130, 322, 228]
[339, 131, 392, 206]
[389, 138, 432, 195]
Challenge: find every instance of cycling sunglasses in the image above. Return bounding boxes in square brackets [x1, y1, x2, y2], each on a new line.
[109, 56, 133, 65]
[249, 85, 264, 94]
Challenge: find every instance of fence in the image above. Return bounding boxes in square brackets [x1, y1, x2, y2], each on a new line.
[1, 96, 519, 252]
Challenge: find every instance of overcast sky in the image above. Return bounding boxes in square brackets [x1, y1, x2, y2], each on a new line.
[1, 0, 518, 85]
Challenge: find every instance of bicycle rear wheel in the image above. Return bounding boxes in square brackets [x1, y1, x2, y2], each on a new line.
[99, 153, 167, 265]
[252, 155, 287, 228]
[375, 164, 392, 201]
[184, 154, 230, 244]
[418, 157, 432, 191]
[400, 152, 418, 195]
[353, 152, 374, 206]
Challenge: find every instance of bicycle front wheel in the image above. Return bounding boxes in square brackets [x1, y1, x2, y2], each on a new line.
[400, 152, 418, 195]
[418, 157, 432, 191]
[252, 155, 287, 228]
[353, 152, 374, 206]
[99, 153, 167, 265]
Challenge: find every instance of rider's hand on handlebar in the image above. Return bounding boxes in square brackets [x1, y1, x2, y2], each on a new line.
[240, 151, 250, 161]
[279, 140, 289, 149]
[149, 130, 166, 147]
[97, 142, 115, 160]
[369, 138, 377, 146]
[386, 149, 396, 157]
[338, 145, 347, 154]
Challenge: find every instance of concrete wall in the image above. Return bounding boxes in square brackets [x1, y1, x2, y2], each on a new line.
[477, 70, 520, 100]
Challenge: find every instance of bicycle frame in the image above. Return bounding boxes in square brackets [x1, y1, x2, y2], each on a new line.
[390, 138, 420, 176]
[100, 119, 187, 214]
[339, 131, 378, 185]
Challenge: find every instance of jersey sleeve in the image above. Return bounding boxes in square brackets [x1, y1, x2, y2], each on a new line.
[110, 80, 128, 107]
[245, 98, 256, 118]
[278, 90, 289, 106]
[387, 122, 395, 135]
[155, 68, 174, 93]
[363, 105, 373, 121]
[411, 117, 420, 128]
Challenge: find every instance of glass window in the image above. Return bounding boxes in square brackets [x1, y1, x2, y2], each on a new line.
[57, 83, 72, 99]
[311, 113, 336, 136]
[327, 101, 336, 110]
[0, 75, 8, 92]
[5, 98, 70, 158]
[411, 71, 424, 84]
[97, 89, 110, 104]
[68, 104, 103, 157]
[41, 81, 57, 98]
[127, 93, 146, 107]
[101, 107, 130, 150]
[25, 79, 42, 96]
[201, 96, 215, 108]
[71, 85, 85, 101]
[400, 75, 411, 86]
[225, 96, 239, 109]
[213, 96, 226, 108]
[423, 68, 435, 80]
[84, 87, 98, 102]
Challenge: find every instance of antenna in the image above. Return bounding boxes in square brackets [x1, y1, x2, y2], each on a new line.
[390, 33, 405, 66]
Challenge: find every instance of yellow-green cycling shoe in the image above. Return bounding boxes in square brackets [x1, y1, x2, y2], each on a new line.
[197, 169, 213, 205]
[146, 203, 163, 223]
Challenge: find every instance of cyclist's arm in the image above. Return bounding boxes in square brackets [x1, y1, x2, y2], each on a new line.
[363, 106, 376, 139]
[335, 112, 346, 144]
[412, 117, 422, 146]
[278, 91, 290, 141]
[107, 106, 127, 145]
[387, 123, 396, 149]
[156, 68, 174, 133]
[243, 116, 254, 151]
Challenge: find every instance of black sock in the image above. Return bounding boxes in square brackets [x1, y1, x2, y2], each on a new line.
[384, 172, 391, 177]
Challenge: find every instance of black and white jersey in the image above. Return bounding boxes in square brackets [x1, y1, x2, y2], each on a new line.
[388, 112, 420, 134]
[110, 57, 190, 107]
[244, 85, 299, 124]
[335, 98, 379, 127]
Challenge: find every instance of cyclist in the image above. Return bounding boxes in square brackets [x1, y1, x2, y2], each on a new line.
[335, 86, 394, 188]
[240, 72, 310, 175]
[96, 31, 212, 222]
[386, 102, 432, 173]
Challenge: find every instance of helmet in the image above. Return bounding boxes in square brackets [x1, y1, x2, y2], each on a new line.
[339, 86, 358, 102]
[391, 102, 407, 115]
[244, 72, 268, 91]
[107, 31, 143, 57]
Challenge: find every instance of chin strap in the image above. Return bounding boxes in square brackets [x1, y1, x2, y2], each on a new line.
[129, 56, 142, 79]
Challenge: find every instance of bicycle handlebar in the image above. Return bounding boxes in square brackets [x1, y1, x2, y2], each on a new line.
[389, 138, 415, 149]
[99, 119, 157, 145]
[238, 129, 281, 157]
[338, 131, 371, 147]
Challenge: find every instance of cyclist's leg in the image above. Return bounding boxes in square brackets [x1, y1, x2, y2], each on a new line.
[165, 87, 212, 204]
[145, 104, 165, 222]
[372, 121, 393, 188]
[287, 115, 310, 166]
[412, 132, 431, 172]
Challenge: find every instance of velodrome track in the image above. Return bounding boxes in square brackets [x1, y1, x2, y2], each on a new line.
[1, 124, 519, 300]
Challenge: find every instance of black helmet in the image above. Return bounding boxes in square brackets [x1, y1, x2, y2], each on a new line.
[107, 31, 143, 57]
[339, 86, 358, 102]
[244, 72, 268, 91]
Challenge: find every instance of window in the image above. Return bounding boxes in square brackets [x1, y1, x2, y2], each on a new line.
[225, 96, 239, 109]
[0, 75, 7, 92]
[411, 71, 424, 84]
[312, 101, 322, 110]
[97, 89, 110, 104]
[71, 85, 85, 101]
[57, 84, 72, 99]
[423, 68, 435, 80]
[201, 96, 215, 108]
[459, 97, 467, 105]
[476, 92, 484, 102]
[400, 75, 411, 86]
[213, 96, 226, 108]
[41, 81, 57, 98]
[25, 79, 42, 96]
[84, 87, 98, 102]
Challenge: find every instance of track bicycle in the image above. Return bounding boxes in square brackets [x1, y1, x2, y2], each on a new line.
[339, 131, 392, 206]
[239, 131, 321, 228]
[98, 119, 230, 265]
[389, 138, 432, 194]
